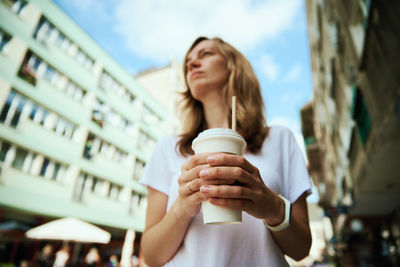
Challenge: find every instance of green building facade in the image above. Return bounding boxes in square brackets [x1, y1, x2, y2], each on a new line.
[0, 0, 167, 243]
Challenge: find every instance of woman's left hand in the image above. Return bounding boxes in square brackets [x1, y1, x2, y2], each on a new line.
[199, 153, 284, 225]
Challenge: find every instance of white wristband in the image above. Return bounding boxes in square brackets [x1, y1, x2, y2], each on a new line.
[263, 194, 291, 232]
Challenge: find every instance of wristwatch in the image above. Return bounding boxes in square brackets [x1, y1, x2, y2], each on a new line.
[263, 194, 292, 231]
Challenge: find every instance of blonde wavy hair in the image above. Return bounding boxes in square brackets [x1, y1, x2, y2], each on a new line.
[177, 37, 269, 156]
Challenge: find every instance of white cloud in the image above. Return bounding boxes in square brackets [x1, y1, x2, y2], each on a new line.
[259, 53, 279, 81]
[284, 63, 301, 82]
[112, 0, 302, 64]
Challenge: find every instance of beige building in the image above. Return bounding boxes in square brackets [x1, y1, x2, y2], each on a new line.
[304, 0, 400, 265]
[135, 59, 186, 134]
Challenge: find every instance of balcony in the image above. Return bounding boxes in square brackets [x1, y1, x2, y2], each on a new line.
[82, 192, 128, 215]
[101, 124, 136, 151]
[0, 167, 74, 215]
[1, 166, 73, 199]
[35, 79, 91, 124]
[80, 153, 131, 186]
[15, 119, 81, 159]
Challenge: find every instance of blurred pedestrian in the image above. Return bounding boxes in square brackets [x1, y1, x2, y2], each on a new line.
[85, 246, 100, 267]
[37, 244, 53, 267]
[108, 254, 119, 267]
[140, 36, 312, 266]
[53, 244, 69, 267]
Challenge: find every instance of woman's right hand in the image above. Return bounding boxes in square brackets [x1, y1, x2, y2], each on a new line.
[177, 153, 236, 217]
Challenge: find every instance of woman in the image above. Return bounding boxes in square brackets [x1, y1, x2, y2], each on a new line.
[140, 37, 312, 266]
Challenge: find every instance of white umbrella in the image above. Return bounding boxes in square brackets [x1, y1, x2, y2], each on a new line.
[25, 217, 111, 244]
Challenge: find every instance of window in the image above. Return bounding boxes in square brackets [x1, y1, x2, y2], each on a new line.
[40, 158, 50, 176]
[44, 65, 55, 82]
[29, 104, 40, 121]
[134, 159, 145, 181]
[72, 173, 85, 202]
[142, 105, 160, 125]
[0, 30, 11, 53]
[1, 90, 77, 137]
[351, 88, 371, 145]
[19, 52, 39, 85]
[2, 0, 28, 15]
[22, 152, 35, 172]
[129, 193, 139, 214]
[0, 142, 11, 162]
[109, 184, 121, 200]
[126, 123, 135, 136]
[0, 90, 16, 124]
[361, 0, 371, 29]
[10, 97, 25, 127]
[0, 91, 26, 128]
[83, 132, 127, 163]
[99, 71, 135, 104]
[92, 99, 106, 127]
[34, 19, 51, 43]
[138, 130, 155, 151]
[12, 148, 28, 170]
[27, 54, 41, 72]
[52, 162, 61, 180]
[34, 16, 94, 70]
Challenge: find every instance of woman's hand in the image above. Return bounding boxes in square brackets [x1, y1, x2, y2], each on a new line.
[198, 153, 285, 225]
[177, 153, 236, 218]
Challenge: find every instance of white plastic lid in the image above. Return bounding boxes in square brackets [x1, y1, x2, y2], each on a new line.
[192, 128, 246, 147]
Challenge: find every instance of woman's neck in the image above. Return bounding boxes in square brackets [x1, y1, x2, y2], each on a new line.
[202, 92, 229, 129]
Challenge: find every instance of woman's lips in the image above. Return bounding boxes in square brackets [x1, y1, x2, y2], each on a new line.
[190, 71, 204, 79]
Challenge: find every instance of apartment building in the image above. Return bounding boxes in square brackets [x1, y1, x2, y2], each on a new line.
[304, 0, 400, 265]
[0, 0, 168, 261]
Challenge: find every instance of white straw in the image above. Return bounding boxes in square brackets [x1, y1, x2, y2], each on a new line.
[232, 96, 237, 131]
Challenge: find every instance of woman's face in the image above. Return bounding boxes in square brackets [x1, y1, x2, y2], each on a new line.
[185, 40, 229, 101]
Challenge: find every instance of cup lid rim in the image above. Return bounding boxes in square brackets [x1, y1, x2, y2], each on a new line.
[192, 128, 246, 147]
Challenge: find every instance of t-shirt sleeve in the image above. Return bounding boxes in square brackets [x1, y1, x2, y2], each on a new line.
[140, 136, 174, 195]
[281, 128, 312, 203]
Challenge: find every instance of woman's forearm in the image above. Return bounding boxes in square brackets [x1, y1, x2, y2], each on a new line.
[268, 195, 311, 261]
[141, 200, 193, 266]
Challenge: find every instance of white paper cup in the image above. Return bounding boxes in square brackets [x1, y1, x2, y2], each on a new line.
[192, 128, 246, 225]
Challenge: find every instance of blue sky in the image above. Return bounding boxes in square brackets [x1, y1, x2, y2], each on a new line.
[53, 0, 312, 130]
[52, 0, 318, 202]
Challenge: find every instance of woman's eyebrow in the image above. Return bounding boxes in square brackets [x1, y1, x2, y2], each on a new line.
[186, 47, 214, 64]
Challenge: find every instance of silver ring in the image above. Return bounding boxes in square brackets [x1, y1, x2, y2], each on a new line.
[187, 182, 195, 193]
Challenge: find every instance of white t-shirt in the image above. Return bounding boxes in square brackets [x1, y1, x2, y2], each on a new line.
[141, 126, 311, 267]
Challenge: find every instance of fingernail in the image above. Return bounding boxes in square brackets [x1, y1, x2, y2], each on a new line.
[200, 185, 210, 193]
[207, 156, 216, 164]
[199, 169, 209, 177]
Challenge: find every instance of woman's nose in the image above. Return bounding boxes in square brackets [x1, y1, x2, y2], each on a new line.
[187, 58, 200, 71]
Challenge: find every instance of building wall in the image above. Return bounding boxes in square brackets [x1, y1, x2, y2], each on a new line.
[305, 0, 400, 264]
[135, 59, 186, 134]
[0, 0, 168, 232]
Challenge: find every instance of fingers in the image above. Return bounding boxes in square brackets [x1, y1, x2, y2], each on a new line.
[178, 153, 214, 185]
[178, 178, 235, 196]
[181, 152, 214, 172]
[199, 184, 256, 212]
[187, 191, 209, 203]
[199, 166, 258, 187]
[206, 153, 256, 174]
[200, 184, 254, 200]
